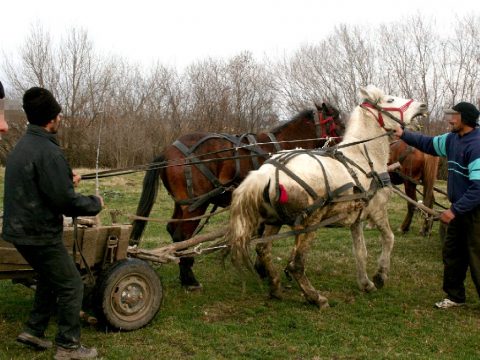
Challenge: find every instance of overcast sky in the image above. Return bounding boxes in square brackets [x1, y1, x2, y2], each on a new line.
[1, 0, 479, 71]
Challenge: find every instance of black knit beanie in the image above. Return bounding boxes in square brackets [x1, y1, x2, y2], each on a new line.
[448, 102, 480, 127]
[0, 81, 5, 99]
[22, 87, 62, 126]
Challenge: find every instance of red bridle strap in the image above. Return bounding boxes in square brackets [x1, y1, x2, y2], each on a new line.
[361, 102, 385, 127]
[381, 99, 414, 122]
[361, 99, 414, 128]
[318, 111, 336, 138]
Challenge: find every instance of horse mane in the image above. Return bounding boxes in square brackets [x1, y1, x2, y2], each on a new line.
[268, 109, 314, 133]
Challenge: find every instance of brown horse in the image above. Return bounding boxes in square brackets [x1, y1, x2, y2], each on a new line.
[130, 103, 345, 289]
[388, 140, 439, 236]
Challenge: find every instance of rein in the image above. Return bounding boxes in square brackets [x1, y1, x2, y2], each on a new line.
[82, 103, 401, 181]
[80, 136, 342, 180]
[81, 131, 390, 181]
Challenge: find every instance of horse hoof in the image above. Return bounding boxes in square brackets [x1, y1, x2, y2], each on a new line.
[362, 281, 377, 293]
[179, 266, 201, 290]
[373, 274, 385, 289]
[317, 298, 330, 309]
[306, 294, 329, 308]
[269, 288, 283, 300]
[183, 283, 203, 292]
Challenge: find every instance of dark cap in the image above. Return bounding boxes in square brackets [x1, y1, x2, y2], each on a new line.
[444, 102, 480, 127]
[0, 81, 4, 99]
[22, 87, 62, 126]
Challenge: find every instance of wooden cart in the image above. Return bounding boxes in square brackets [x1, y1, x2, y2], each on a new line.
[0, 222, 163, 331]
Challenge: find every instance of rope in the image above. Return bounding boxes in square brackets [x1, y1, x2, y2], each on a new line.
[80, 136, 341, 180]
[129, 206, 230, 224]
[81, 133, 395, 181]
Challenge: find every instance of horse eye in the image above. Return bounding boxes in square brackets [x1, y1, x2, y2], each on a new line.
[387, 98, 395, 103]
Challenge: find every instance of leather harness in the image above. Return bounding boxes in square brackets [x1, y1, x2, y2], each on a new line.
[263, 146, 391, 226]
[172, 109, 339, 212]
[173, 133, 272, 211]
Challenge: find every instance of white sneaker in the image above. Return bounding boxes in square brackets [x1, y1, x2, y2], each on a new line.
[434, 298, 465, 309]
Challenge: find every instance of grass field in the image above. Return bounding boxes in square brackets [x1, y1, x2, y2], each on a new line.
[1, 170, 480, 360]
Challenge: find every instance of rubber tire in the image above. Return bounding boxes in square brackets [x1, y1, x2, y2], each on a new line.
[93, 258, 163, 331]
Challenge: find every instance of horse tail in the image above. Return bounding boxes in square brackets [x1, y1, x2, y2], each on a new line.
[130, 154, 165, 244]
[227, 170, 272, 268]
[422, 154, 439, 209]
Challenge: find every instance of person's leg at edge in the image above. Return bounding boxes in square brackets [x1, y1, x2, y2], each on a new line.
[466, 207, 480, 300]
[442, 216, 469, 303]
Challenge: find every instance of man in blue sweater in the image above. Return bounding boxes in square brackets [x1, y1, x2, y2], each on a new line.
[394, 102, 480, 309]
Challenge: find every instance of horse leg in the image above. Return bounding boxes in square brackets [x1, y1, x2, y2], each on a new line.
[285, 231, 329, 308]
[350, 221, 376, 292]
[368, 211, 395, 289]
[400, 181, 416, 233]
[420, 189, 434, 237]
[421, 180, 435, 237]
[254, 225, 282, 299]
[420, 155, 439, 236]
[167, 203, 208, 290]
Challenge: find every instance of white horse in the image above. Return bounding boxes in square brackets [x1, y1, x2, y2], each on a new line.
[226, 85, 428, 308]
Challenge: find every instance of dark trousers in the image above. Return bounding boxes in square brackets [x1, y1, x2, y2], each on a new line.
[15, 242, 83, 348]
[442, 207, 480, 303]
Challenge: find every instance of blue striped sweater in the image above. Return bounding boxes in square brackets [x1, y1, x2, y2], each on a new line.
[401, 128, 480, 215]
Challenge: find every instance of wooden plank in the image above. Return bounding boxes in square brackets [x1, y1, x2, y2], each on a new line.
[92, 225, 132, 264]
[113, 225, 132, 261]
[0, 238, 29, 266]
[63, 227, 85, 249]
[78, 228, 100, 269]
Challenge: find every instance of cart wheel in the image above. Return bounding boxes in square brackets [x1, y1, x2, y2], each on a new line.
[93, 258, 163, 331]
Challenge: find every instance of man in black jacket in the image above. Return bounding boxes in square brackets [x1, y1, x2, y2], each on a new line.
[2, 87, 103, 359]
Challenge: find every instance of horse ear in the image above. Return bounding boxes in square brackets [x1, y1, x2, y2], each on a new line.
[359, 85, 384, 103]
[359, 86, 370, 101]
[314, 102, 322, 111]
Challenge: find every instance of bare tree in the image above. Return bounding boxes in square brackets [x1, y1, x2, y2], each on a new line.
[3, 23, 58, 97]
[3, 15, 480, 169]
[439, 15, 480, 108]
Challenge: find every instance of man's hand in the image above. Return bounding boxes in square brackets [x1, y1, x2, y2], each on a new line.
[440, 209, 455, 224]
[96, 195, 104, 208]
[393, 126, 404, 139]
[72, 172, 81, 187]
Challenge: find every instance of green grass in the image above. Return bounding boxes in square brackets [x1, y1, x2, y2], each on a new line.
[1, 170, 480, 359]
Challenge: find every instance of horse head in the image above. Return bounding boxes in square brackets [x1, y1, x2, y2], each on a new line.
[314, 102, 345, 138]
[358, 85, 428, 131]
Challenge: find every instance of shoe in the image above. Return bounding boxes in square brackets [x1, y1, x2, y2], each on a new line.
[54, 345, 98, 359]
[434, 298, 465, 309]
[16, 331, 53, 350]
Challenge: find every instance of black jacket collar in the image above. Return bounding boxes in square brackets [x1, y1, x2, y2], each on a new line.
[26, 124, 59, 146]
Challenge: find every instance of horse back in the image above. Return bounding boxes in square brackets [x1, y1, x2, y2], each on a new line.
[161, 132, 267, 201]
